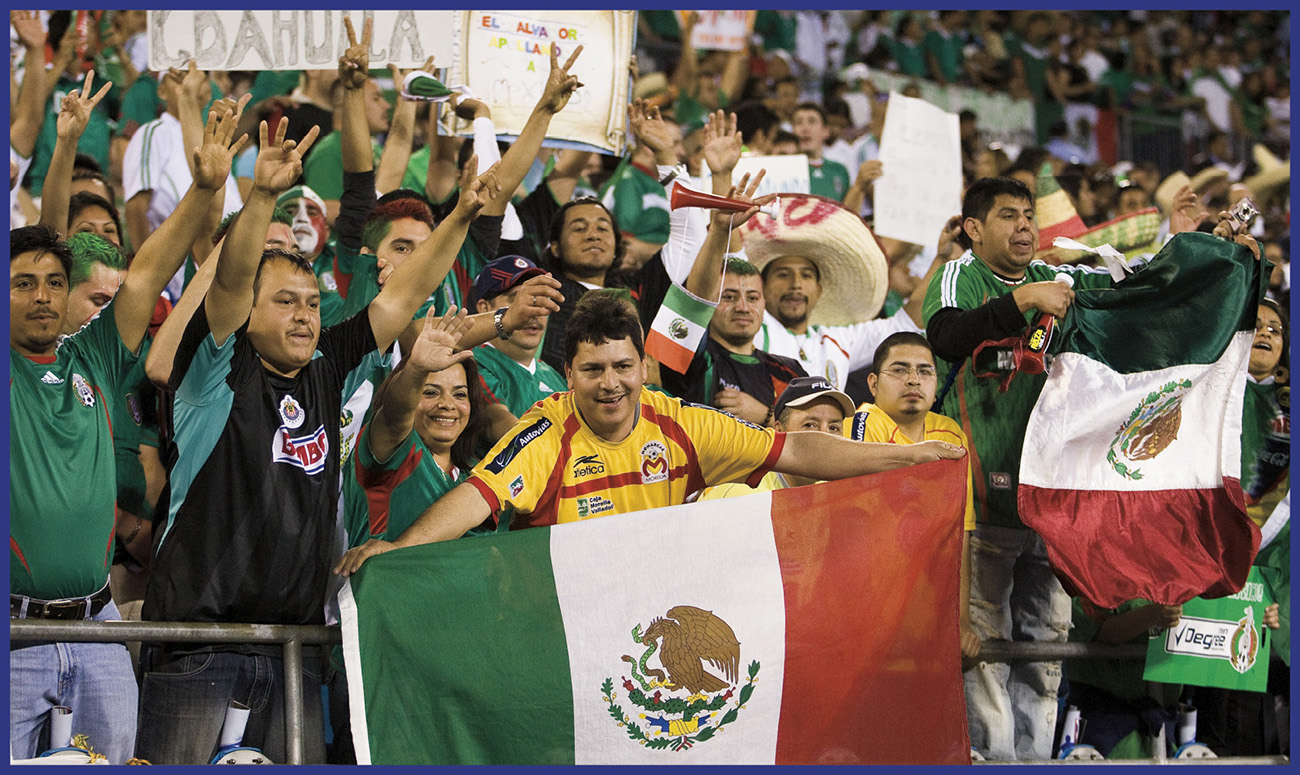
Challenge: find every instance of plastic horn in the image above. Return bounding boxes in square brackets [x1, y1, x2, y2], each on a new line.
[218, 701, 251, 751]
[669, 180, 779, 218]
[49, 707, 73, 750]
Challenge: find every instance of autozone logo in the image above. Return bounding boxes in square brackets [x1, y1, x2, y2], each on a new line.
[271, 425, 329, 475]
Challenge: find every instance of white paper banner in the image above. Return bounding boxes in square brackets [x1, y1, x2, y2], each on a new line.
[684, 10, 754, 52]
[442, 11, 634, 155]
[148, 11, 456, 71]
[729, 154, 810, 198]
[872, 92, 963, 247]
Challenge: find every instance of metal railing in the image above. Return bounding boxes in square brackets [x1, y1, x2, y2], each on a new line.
[10, 621, 1288, 766]
[10, 619, 340, 765]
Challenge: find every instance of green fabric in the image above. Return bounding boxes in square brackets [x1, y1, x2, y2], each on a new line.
[310, 241, 345, 327]
[113, 344, 152, 520]
[347, 533, 575, 764]
[887, 37, 928, 79]
[249, 69, 301, 105]
[10, 304, 136, 598]
[302, 130, 383, 200]
[473, 343, 565, 419]
[117, 76, 160, 138]
[923, 30, 964, 83]
[602, 161, 671, 243]
[922, 258, 1112, 529]
[29, 75, 115, 196]
[1240, 381, 1289, 525]
[641, 10, 681, 40]
[808, 159, 852, 202]
[1256, 519, 1289, 663]
[1053, 233, 1262, 375]
[401, 145, 431, 193]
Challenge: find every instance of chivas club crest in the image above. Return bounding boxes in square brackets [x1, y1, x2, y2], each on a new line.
[71, 373, 94, 407]
[1107, 379, 1191, 480]
[279, 394, 305, 429]
[601, 605, 759, 752]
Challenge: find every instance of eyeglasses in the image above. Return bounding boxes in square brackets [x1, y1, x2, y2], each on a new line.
[881, 365, 938, 379]
[1256, 323, 1283, 336]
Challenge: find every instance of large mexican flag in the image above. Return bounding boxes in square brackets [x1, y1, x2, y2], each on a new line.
[1019, 232, 1265, 608]
[339, 460, 970, 764]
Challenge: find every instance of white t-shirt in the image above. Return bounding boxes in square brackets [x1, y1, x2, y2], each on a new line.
[122, 111, 242, 234]
[755, 307, 921, 391]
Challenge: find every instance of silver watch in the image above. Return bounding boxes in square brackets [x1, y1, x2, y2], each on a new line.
[493, 307, 512, 341]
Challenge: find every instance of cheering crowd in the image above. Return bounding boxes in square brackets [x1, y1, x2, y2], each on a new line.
[9, 8, 1290, 765]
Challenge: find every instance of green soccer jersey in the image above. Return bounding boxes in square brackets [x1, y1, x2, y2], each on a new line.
[808, 158, 852, 202]
[472, 342, 565, 418]
[601, 161, 671, 243]
[337, 228, 497, 324]
[10, 304, 136, 599]
[345, 427, 469, 548]
[922, 253, 1112, 530]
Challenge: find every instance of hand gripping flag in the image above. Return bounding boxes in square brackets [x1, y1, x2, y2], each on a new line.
[339, 460, 971, 764]
[1019, 232, 1265, 608]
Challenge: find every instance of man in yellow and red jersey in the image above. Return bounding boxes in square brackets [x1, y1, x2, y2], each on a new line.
[335, 292, 965, 576]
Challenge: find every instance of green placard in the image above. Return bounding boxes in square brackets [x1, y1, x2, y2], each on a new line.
[1143, 568, 1273, 692]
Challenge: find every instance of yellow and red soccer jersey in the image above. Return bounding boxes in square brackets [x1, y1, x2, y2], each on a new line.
[847, 404, 976, 531]
[468, 387, 784, 528]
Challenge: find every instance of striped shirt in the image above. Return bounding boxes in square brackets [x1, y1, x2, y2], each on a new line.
[469, 387, 783, 529]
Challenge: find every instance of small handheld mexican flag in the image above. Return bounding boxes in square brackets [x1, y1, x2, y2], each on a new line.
[1019, 232, 1265, 608]
[339, 461, 971, 764]
[645, 283, 716, 375]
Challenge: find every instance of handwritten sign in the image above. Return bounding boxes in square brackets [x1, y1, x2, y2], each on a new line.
[681, 11, 755, 52]
[148, 11, 456, 71]
[872, 92, 963, 248]
[730, 154, 810, 198]
[442, 11, 635, 155]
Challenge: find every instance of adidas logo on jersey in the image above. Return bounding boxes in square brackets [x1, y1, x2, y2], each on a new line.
[40, 371, 64, 385]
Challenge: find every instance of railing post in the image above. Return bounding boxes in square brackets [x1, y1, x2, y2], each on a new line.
[283, 637, 304, 766]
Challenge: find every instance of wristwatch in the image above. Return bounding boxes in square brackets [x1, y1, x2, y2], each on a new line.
[493, 307, 512, 341]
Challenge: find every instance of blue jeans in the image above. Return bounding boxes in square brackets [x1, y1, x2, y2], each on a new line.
[9, 600, 139, 764]
[963, 525, 1071, 761]
[134, 647, 325, 764]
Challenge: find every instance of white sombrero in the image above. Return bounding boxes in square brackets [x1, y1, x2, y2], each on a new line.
[739, 194, 889, 327]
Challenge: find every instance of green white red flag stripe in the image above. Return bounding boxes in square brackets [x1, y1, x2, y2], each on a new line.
[339, 460, 970, 764]
[1019, 232, 1264, 608]
[646, 283, 715, 375]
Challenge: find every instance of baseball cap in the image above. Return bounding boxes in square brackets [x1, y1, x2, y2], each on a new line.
[472, 255, 546, 304]
[773, 376, 855, 420]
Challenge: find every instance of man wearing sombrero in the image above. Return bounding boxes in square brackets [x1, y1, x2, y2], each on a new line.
[739, 193, 925, 392]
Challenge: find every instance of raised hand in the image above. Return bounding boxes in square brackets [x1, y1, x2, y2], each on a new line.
[451, 157, 502, 221]
[501, 274, 564, 332]
[702, 109, 742, 176]
[538, 43, 583, 114]
[1169, 184, 1208, 236]
[934, 214, 964, 262]
[339, 15, 373, 90]
[11, 10, 46, 51]
[55, 69, 112, 141]
[627, 98, 677, 156]
[853, 159, 884, 187]
[175, 59, 210, 105]
[253, 118, 320, 196]
[710, 170, 776, 230]
[407, 307, 475, 374]
[389, 55, 437, 100]
[192, 96, 252, 191]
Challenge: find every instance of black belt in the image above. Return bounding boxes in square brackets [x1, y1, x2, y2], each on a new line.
[10, 583, 112, 620]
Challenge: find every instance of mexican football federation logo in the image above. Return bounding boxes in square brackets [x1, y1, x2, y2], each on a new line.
[601, 605, 759, 752]
[71, 373, 95, 407]
[1107, 379, 1191, 480]
[1229, 606, 1259, 674]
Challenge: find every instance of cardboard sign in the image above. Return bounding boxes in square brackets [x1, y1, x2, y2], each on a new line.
[148, 11, 456, 71]
[681, 11, 755, 52]
[1143, 568, 1274, 692]
[441, 11, 635, 155]
[872, 92, 963, 248]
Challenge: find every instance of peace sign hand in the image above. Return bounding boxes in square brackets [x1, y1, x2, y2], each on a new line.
[538, 44, 584, 115]
[339, 15, 373, 90]
[56, 70, 112, 142]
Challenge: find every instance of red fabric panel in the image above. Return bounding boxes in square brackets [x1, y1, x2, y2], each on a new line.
[1020, 478, 1260, 608]
[1095, 108, 1119, 166]
[771, 459, 970, 765]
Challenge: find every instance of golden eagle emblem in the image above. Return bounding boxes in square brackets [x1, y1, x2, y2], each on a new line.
[601, 605, 759, 752]
[1107, 379, 1192, 480]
